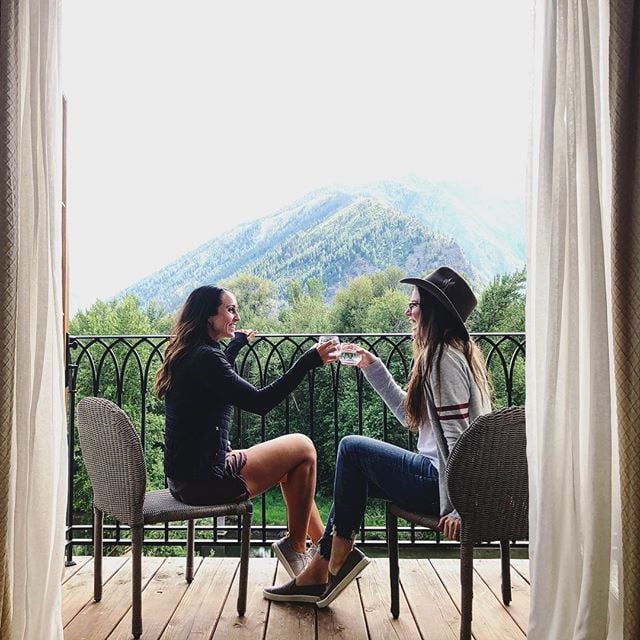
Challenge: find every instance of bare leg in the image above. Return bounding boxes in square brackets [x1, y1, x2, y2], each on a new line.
[327, 536, 354, 576]
[280, 485, 323, 543]
[240, 434, 320, 552]
[295, 531, 354, 586]
[308, 502, 324, 543]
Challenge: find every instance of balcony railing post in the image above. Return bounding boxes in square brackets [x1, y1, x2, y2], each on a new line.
[65, 334, 78, 566]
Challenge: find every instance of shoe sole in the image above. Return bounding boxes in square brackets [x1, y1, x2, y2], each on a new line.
[263, 589, 322, 604]
[316, 556, 371, 608]
[271, 541, 296, 579]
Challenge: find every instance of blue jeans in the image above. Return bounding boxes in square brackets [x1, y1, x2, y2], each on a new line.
[317, 435, 440, 560]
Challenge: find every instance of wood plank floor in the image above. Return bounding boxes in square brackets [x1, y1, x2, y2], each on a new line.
[63, 555, 529, 639]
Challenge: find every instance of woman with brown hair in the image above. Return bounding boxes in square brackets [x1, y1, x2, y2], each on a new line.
[264, 266, 491, 607]
[156, 284, 338, 578]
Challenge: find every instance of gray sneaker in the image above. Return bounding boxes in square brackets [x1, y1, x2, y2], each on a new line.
[272, 536, 313, 578]
[263, 577, 327, 603]
[316, 547, 370, 608]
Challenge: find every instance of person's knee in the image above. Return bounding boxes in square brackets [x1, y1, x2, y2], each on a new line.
[338, 434, 366, 458]
[289, 433, 316, 463]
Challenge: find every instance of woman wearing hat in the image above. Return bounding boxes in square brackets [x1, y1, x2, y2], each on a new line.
[263, 266, 492, 607]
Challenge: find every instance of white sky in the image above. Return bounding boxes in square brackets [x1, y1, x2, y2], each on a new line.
[61, 0, 533, 314]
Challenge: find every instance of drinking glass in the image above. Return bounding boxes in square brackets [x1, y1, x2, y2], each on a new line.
[318, 334, 341, 357]
[339, 344, 362, 366]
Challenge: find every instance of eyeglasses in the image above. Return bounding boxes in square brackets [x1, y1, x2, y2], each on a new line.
[407, 301, 420, 310]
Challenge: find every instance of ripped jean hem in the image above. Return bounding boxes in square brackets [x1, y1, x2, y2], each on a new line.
[331, 523, 359, 541]
[317, 524, 359, 561]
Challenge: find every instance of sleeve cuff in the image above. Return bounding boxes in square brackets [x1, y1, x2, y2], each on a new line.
[303, 347, 323, 368]
[233, 332, 249, 346]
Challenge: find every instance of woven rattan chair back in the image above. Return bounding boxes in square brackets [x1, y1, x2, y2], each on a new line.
[447, 405, 528, 543]
[75, 396, 254, 638]
[77, 396, 147, 526]
[386, 405, 528, 640]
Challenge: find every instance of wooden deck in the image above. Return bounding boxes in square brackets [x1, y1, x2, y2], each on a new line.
[62, 555, 530, 639]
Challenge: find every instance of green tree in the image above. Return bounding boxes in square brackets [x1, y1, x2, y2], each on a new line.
[278, 278, 330, 333]
[285, 281, 304, 305]
[368, 266, 405, 297]
[468, 268, 526, 333]
[221, 273, 278, 327]
[70, 293, 173, 335]
[69, 295, 172, 522]
[330, 276, 374, 333]
[363, 290, 409, 333]
[329, 267, 408, 333]
[466, 268, 527, 408]
[306, 277, 326, 301]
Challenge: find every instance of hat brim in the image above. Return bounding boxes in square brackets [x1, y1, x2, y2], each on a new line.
[400, 277, 470, 339]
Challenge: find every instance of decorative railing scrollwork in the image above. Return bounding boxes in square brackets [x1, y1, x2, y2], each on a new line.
[65, 332, 525, 563]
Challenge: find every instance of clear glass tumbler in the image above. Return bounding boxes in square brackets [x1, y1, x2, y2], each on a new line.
[339, 344, 362, 366]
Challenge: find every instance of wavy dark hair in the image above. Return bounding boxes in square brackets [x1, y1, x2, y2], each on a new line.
[155, 285, 227, 398]
[404, 287, 490, 431]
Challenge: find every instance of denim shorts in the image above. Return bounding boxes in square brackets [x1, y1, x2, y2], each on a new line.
[167, 450, 249, 505]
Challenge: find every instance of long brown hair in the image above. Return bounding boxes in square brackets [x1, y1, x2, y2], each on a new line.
[155, 285, 227, 398]
[404, 288, 490, 431]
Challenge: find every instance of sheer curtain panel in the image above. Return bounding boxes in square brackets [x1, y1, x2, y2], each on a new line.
[0, 1, 67, 639]
[527, 0, 625, 638]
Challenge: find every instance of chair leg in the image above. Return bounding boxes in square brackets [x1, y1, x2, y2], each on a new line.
[500, 539, 512, 605]
[186, 520, 195, 583]
[237, 504, 253, 616]
[459, 542, 474, 640]
[131, 526, 143, 639]
[386, 502, 400, 619]
[93, 507, 103, 602]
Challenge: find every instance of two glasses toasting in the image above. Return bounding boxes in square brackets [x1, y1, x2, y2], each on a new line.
[318, 335, 362, 366]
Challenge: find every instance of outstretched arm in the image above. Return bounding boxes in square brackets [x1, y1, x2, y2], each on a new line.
[351, 346, 408, 426]
[202, 340, 338, 416]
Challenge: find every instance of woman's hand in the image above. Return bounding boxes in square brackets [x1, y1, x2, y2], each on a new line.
[314, 339, 341, 364]
[342, 344, 378, 368]
[236, 329, 258, 344]
[438, 513, 461, 541]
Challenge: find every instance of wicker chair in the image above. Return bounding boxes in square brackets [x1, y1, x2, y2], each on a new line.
[76, 397, 253, 639]
[386, 405, 528, 640]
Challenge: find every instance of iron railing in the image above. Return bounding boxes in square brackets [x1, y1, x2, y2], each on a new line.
[65, 332, 526, 562]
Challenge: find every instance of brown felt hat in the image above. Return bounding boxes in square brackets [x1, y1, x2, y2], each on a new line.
[401, 266, 477, 338]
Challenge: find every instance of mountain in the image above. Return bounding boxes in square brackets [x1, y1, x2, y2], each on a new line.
[122, 178, 525, 313]
[343, 177, 525, 281]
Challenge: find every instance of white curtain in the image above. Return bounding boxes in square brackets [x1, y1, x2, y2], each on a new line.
[4, 1, 68, 638]
[526, 0, 622, 638]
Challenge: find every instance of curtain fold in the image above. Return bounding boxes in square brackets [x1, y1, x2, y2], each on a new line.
[0, 1, 67, 638]
[609, 2, 640, 638]
[526, 0, 622, 637]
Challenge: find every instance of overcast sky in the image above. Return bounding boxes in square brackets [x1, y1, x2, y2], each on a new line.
[61, 0, 533, 314]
